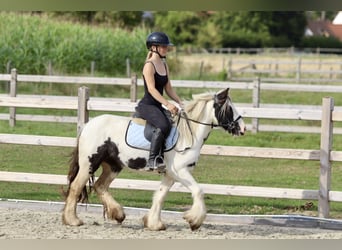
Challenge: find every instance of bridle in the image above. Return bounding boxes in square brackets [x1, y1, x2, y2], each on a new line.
[177, 110, 242, 131]
[173, 110, 242, 153]
[172, 93, 242, 152]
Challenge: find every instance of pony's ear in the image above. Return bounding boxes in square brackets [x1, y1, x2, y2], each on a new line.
[215, 88, 229, 105]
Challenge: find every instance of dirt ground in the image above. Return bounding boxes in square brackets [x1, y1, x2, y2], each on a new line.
[1, 201, 342, 239]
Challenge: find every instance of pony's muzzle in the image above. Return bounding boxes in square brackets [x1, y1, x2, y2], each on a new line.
[240, 125, 246, 135]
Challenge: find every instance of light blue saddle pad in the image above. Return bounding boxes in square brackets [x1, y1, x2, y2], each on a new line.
[125, 120, 179, 152]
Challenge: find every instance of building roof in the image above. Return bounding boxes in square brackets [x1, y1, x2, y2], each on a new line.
[307, 20, 342, 42]
[333, 11, 342, 24]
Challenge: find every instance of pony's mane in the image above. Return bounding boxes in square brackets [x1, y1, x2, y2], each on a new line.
[185, 92, 214, 115]
[174, 92, 214, 151]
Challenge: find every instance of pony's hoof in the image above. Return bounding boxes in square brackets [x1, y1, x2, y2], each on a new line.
[189, 221, 201, 231]
[142, 215, 166, 231]
[105, 206, 126, 224]
[183, 212, 204, 231]
[116, 213, 126, 224]
[62, 216, 84, 226]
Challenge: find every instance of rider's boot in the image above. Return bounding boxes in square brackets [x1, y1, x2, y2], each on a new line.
[145, 128, 166, 173]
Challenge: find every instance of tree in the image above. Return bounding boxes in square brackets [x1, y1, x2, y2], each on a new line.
[202, 11, 307, 48]
[45, 11, 310, 48]
[267, 12, 307, 46]
[154, 11, 203, 46]
[94, 11, 144, 29]
[49, 11, 97, 23]
[204, 12, 271, 48]
[48, 11, 144, 29]
[197, 20, 222, 48]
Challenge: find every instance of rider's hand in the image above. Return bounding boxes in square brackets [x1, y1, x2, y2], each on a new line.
[166, 103, 179, 116]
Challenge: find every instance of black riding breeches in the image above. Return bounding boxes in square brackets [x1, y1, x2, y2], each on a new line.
[135, 103, 172, 137]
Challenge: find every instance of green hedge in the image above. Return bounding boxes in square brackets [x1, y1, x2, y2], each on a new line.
[220, 32, 269, 48]
[299, 36, 342, 49]
[0, 12, 148, 75]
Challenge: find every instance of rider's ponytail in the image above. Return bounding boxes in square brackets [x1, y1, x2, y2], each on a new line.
[145, 50, 153, 61]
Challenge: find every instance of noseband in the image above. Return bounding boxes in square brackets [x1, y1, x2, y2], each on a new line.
[224, 115, 242, 132]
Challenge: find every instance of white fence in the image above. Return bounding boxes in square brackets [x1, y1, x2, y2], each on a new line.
[226, 57, 342, 83]
[2, 69, 342, 134]
[1, 71, 342, 218]
[191, 47, 342, 55]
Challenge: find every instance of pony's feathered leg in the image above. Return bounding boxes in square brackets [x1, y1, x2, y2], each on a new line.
[170, 167, 206, 231]
[62, 157, 90, 226]
[143, 174, 175, 231]
[94, 162, 126, 223]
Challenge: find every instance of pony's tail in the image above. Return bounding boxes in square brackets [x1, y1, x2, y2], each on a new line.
[62, 144, 89, 203]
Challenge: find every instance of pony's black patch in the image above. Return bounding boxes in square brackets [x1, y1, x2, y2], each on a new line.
[187, 162, 196, 167]
[127, 157, 147, 170]
[214, 104, 234, 131]
[214, 88, 229, 105]
[214, 88, 241, 135]
[88, 137, 124, 174]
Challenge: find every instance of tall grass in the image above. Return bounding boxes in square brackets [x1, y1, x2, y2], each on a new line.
[0, 12, 147, 75]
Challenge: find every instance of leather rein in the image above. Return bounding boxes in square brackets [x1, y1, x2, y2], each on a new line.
[177, 110, 242, 130]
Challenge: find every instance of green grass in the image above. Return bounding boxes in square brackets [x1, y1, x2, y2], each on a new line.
[1, 146, 342, 217]
[2, 126, 342, 217]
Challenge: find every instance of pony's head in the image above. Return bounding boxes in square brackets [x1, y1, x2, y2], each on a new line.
[213, 88, 246, 136]
[175, 88, 245, 152]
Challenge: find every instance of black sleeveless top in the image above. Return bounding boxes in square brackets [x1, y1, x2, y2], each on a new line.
[139, 61, 168, 108]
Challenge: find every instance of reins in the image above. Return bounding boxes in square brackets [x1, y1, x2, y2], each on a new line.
[173, 110, 242, 153]
[178, 110, 242, 130]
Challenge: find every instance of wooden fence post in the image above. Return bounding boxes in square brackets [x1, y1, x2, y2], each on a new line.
[126, 58, 131, 78]
[47, 61, 53, 92]
[77, 86, 89, 137]
[296, 57, 302, 83]
[329, 66, 333, 79]
[252, 77, 260, 134]
[319, 97, 334, 218]
[90, 61, 95, 76]
[227, 57, 232, 80]
[47, 61, 53, 75]
[6, 61, 11, 73]
[130, 74, 137, 102]
[9, 68, 17, 127]
[5, 61, 11, 93]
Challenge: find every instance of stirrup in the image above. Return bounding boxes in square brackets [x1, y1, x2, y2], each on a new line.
[155, 155, 166, 173]
[145, 155, 166, 173]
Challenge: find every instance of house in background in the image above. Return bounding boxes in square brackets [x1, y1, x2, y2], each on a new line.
[305, 11, 342, 42]
[333, 11, 342, 24]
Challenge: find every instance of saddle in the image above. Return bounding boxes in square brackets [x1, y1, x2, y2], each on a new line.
[125, 117, 179, 152]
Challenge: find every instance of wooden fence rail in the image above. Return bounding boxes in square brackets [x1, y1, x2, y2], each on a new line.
[1, 85, 342, 219]
[226, 57, 342, 82]
[203, 47, 342, 55]
[2, 69, 342, 134]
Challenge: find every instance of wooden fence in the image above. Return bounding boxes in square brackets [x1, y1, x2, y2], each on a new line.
[1, 82, 342, 218]
[191, 47, 342, 55]
[226, 57, 342, 83]
[2, 69, 342, 134]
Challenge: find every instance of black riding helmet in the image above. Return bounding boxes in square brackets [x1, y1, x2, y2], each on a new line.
[146, 32, 174, 50]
